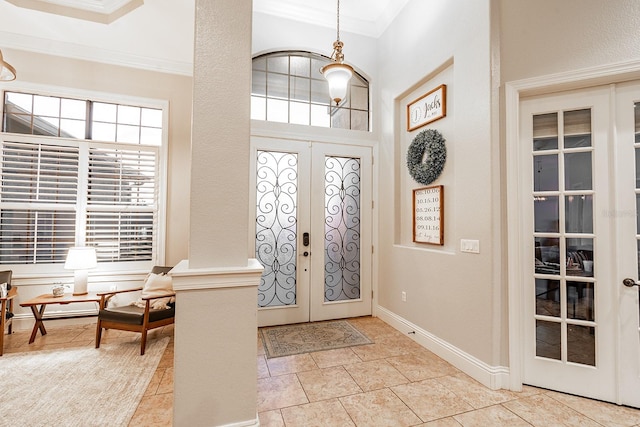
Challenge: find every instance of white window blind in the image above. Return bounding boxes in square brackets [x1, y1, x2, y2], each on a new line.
[0, 140, 79, 263]
[86, 146, 157, 262]
[1, 141, 79, 203]
[0, 138, 161, 265]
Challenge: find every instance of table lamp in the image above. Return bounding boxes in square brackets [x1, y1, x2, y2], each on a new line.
[64, 247, 97, 295]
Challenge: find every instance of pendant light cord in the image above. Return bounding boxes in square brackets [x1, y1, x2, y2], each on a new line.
[336, 0, 341, 42]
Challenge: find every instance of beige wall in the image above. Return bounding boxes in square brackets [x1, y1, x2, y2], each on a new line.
[500, 0, 640, 83]
[499, 0, 640, 381]
[2, 48, 192, 267]
[377, 0, 502, 367]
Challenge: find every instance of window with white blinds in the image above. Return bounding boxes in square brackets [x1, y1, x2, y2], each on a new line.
[86, 147, 157, 262]
[1, 91, 164, 267]
[0, 140, 78, 264]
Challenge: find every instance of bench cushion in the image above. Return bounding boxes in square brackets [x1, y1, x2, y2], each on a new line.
[99, 305, 175, 325]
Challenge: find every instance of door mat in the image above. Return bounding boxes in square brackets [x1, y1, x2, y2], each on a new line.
[260, 320, 373, 358]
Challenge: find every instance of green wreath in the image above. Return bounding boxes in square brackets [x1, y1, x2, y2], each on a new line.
[406, 129, 446, 185]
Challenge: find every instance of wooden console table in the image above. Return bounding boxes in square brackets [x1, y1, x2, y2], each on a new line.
[20, 293, 101, 344]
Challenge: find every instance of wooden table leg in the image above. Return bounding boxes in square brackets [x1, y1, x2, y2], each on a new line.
[28, 305, 47, 344]
[0, 299, 6, 356]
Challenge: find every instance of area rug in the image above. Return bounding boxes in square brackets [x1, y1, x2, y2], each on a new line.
[260, 320, 372, 358]
[1, 337, 169, 427]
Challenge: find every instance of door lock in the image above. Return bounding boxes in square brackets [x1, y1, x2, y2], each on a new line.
[622, 278, 640, 288]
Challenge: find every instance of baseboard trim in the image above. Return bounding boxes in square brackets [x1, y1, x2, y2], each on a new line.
[375, 306, 510, 390]
[11, 309, 98, 331]
[215, 416, 259, 427]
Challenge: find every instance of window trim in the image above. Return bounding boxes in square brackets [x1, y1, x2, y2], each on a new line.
[0, 81, 169, 275]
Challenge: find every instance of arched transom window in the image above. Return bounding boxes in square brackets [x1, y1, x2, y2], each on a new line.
[251, 51, 370, 131]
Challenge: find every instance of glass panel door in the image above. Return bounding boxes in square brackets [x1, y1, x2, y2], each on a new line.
[533, 108, 596, 366]
[255, 150, 299, 308]
[520, 87, 617, 403]
[252, 139, 311, 326]
[310, 143, 372, 322]
[615, 83, 640, 408]
[251, 138, 372, 326]
[323, 155, 362, 302]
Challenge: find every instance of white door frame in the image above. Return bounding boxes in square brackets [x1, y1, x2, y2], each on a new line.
[506, 59, 640, 394]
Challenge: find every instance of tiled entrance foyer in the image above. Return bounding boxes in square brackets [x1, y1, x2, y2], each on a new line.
[4, 316, 640, 426]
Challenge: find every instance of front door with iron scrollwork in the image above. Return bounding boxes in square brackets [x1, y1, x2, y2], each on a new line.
[250, 138, 372, 327]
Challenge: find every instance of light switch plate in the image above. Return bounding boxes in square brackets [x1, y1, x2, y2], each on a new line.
[460, 239, 480, 254]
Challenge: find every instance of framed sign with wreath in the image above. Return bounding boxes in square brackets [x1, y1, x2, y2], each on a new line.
[413, 185, 444, 245]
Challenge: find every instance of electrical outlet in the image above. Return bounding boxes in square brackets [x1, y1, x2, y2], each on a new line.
[401, 291, 407, 302]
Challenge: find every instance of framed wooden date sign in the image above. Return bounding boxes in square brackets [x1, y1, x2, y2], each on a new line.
[413, 185, 444, 245]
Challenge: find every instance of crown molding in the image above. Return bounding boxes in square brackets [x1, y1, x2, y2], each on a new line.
[0, 31, 193, 76]
[5, 0, 143, 24]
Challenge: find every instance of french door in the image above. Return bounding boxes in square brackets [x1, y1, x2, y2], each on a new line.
[250, 137, 372, 327]
[519, 83, 640, 407]
[615, 82, 640, 408]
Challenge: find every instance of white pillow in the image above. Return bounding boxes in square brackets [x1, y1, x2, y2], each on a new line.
[141, 273, 173, 299]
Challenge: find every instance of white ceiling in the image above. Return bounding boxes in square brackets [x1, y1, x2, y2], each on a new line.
[0, 0, 408, 76]
[254, 0, 410, 37]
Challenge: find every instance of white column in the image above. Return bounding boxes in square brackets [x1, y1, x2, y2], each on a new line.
[173, 0, 261, 426]
[172, 260, 261, 427]
[189, 0, 252, 269]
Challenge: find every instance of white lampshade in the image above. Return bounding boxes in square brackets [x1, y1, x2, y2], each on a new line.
[65, 247, 97, 295]
[64, 247, 97, 270]
[321, 62, 353, 105]
[0, 49, 16, 82]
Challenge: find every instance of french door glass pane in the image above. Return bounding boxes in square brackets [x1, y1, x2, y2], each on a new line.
[565, 195, 593, 233]
[565, 152, 592, 190]
[567, 324, 595, 366]
[255, 151, 298, 307]
[535, 237, 560, 275]
[533, 112, 558, 151]
[564, 109, 592, 148]
[566, 281, 595, 321]
[535, 278, 560, 317]
[534, 196, 559, 233]
[566, 238, 593, 278]
[324, 156, 361, 302]
[533, 109, 597, 366]
[536, 320, 561, 360]
[533, 155, 559, 191]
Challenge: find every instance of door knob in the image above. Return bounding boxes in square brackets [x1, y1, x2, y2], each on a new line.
[622, 278, 640, 288]
[303, 251, 309, 257]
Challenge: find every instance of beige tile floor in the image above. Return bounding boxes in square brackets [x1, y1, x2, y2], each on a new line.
[4, 316, 640, 426]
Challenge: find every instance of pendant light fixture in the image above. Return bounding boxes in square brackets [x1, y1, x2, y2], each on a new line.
[0, 49, 17, 82]
[321, 0, 353, 105]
